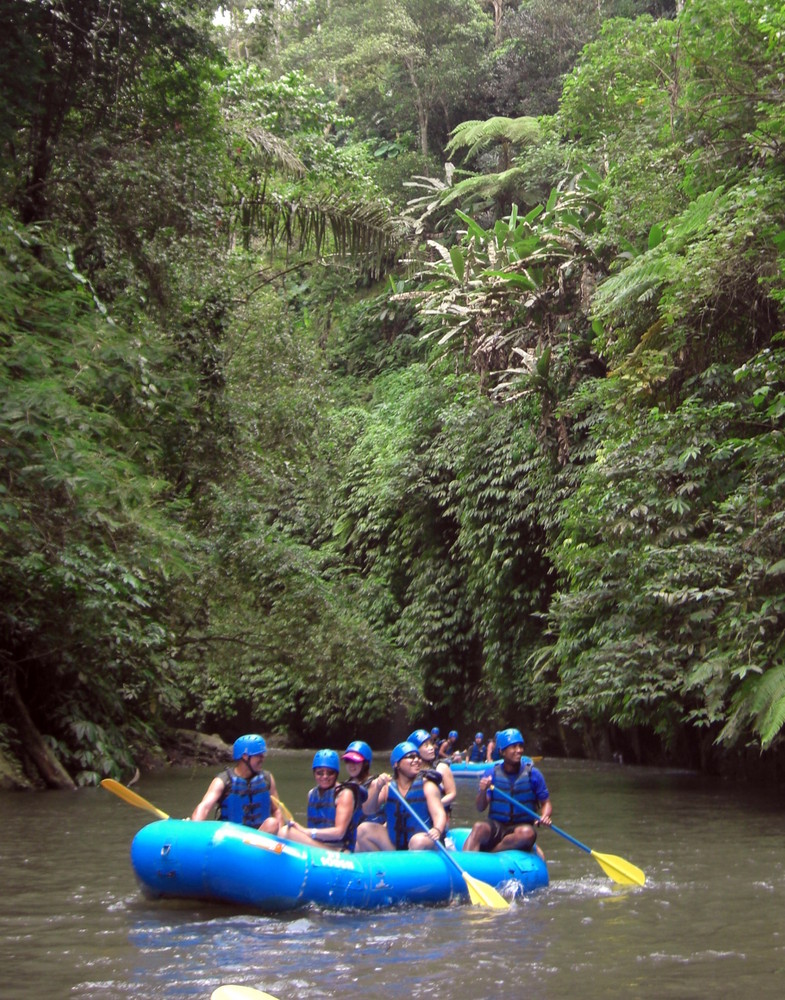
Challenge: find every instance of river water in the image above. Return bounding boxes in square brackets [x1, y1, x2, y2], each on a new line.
[1, 753, 783, 999]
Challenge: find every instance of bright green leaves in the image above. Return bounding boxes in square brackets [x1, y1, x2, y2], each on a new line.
[545, 348, 785, 750]
[408, 175, 602, 409]
[220, 62, 405, 271]
[329, 365, 550, 717]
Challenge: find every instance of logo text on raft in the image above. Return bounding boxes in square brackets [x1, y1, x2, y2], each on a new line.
[318, 854, 357, 871]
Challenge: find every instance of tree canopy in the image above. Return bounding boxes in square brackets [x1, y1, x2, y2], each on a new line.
[2, 0, 784, 787]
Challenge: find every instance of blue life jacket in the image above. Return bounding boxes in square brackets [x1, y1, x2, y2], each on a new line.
[346, 780, 369, 847]
[307, 784, 337, 827]
[488, 760, 536, 824]
[468, 742, 486, 762]
[307, 781, 368, 851]
[385, 774, 432, 850]
[217, 768, 271, 827]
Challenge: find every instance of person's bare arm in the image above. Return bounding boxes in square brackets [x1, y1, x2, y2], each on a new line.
[475, 775, 491, 813]
[363, 773, 390, 814]
[536, 797, 552, 826]
[438, 763, 456, 810]
[424, 781, 448, 840]
[191, 776, 225, 821]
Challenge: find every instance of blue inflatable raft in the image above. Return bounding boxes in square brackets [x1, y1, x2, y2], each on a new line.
[130, 820, 548, 911]
[450, 761, 489, 780]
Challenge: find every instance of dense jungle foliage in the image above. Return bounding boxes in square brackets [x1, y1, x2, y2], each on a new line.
[1, 0, 784, 787]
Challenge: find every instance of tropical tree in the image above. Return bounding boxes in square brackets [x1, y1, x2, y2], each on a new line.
[276, 0, 493, 157]
[1, 0, 222, 227]
[393, 0, 785, 762]
[483, 0, 674, 117]
[0, 0, 409, 785]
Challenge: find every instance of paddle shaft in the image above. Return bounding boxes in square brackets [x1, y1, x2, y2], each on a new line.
[388, 780, 510, 909]
[489, 784, 591, 855]
[387, 783, 466, 877]
[101, 779, 170, 820]
[271, 794, 294, 824]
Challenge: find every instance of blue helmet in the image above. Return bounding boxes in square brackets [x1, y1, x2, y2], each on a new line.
[312, 749, 340, 772]
[233, 734, 267, 759]
[430, 727, 440, 736]
[406, 729, 431, 748]
[343, 740, 372, 764]
[391, 741, 420, 766]
[496, 728, 524, 752]
[474, 732, 484, 741]
[448, 730, 458, 739]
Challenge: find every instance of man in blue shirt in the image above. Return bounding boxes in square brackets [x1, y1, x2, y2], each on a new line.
[462, 727, 552, 855]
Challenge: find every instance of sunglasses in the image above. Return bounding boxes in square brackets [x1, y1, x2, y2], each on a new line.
[401, 753, 420, 761]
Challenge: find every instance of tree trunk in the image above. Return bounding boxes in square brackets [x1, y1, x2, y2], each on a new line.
[404, 57, 430, 158]
[5, 670, 77, 789]
[0, 746, 35, 791]
[492, 0, 504, 44]
[418, 105, 429, 158]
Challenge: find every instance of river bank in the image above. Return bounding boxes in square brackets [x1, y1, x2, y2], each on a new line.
[0, 727, 235, 792]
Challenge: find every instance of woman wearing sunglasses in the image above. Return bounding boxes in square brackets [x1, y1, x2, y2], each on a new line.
[283, 749, 368, 852]
[355, 741, 447, 852]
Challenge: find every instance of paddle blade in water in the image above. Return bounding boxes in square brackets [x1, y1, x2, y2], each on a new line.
[212, 986, 281, 1000]
[386, 782, 509, 910]
[462, 872, 510, 909]
[592, 850, 646, 886]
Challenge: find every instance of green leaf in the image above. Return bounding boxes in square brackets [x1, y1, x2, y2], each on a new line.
[450, 246, 466, 283]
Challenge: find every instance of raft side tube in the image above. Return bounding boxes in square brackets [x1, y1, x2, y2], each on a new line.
[131, 820, 308, 910]
[130, 820, 547, 911]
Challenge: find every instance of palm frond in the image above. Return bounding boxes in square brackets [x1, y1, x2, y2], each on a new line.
[245, 127, 307, 178]
[241, 190, 412, 278]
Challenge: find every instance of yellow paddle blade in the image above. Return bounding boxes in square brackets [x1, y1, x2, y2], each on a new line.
[271, 794, 295, 824]
[212, 987, 280, 1000]
[462, 872, 510, 909]
[100, 779, 169, 820]
[592, 850, 646, 886]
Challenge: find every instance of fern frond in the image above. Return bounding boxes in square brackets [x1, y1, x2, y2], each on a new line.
[592, 253, 669, 318]
[667, 186, 725, 249]
[441, 167, 532, 206]
[720, 663, 785, 749]
[750, 663, 785, 748]
[445, 117, 541, 164]
[592, 187, 727, 320]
